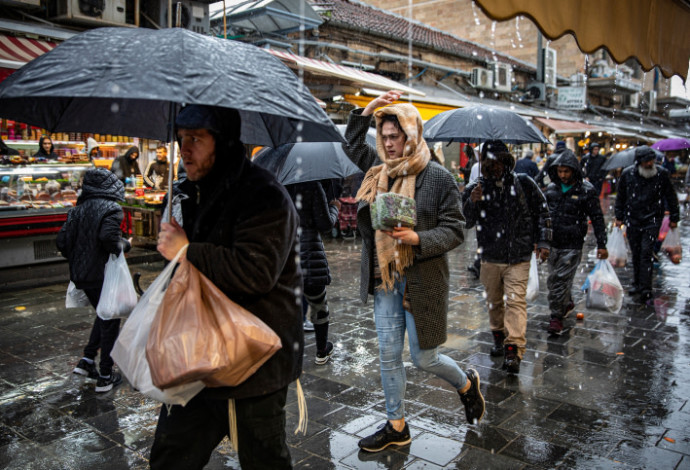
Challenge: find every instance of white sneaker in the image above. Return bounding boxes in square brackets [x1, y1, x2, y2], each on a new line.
[303, 320, 315, 332]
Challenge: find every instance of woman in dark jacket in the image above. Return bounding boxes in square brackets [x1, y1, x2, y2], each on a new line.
[56, 168, 131, 393]
[110, 146, 142, 183]
[32, 135, 59, 160]
[285, 179, 339, 364]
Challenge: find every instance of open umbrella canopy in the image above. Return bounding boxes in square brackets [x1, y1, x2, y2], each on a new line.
[651, 138, 690, 152]
[423, 106, 550, 144]
[253, 142, 362, 186]
[0, 27, 342, 146]
[602, 146, 664, 171]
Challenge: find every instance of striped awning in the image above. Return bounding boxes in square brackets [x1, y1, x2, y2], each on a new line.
[266, 49, 425, 97]
[0, 35, 58, 67]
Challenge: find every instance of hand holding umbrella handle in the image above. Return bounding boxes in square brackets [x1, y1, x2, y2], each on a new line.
[470, 184, 483, 203]
[362, 90, 403, 116]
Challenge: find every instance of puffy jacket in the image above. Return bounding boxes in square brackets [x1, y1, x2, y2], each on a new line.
[581, 152, 607, 185]
[535, 148, 566, 187]
[463, 171, 551, 264]
[56, 168, 130, 290]
[175, 141, 303, 400]
[110, 146, 142, 182]
[615, 160, 680, 229]
[286, 181, 338, 288]
[544, 150, 607, 249]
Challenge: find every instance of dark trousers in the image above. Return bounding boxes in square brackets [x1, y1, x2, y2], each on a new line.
[547, 248, 582, 319]
[83, 287, 121, 377]
[150, 386, 291, 470]
[304, 284, 330, 352]
[627, 226, 660, 295]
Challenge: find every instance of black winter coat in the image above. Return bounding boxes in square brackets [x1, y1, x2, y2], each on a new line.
[463, 172, 551, 264]
[514, 157, 539, 179]
[175, 142, 303, 400]
[535, 148, 565, 187]
[286, 181, 338, 288]
[110, 146, 142, 183]
[544, 150, 607, 250]
[615, 163, 680, 229]
[581, 153, 607, 185]
[56, 168, 130, 290]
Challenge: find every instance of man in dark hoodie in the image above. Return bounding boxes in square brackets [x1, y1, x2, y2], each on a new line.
[56, 168, 131, 393]
[110, 146, 142, 184]
[535, 140, 567, 188]
[152, 105, 303, 469]
[32, 135, 59, 161]
[462, 140, 551, 374]
[615, 146, 679, 304]
[543, 150, 608, 334]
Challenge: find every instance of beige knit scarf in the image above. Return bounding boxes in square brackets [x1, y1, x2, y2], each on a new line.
[356, 103, 431, 292]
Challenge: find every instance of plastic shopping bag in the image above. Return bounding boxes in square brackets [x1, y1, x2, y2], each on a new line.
[658, 214, 671, 242]
[111, 246, 204, 406]
[146, 257, 282, 390]
[96, 251, 138, 320]
[606, 227, 628, 268]
[66, 281, 90, 308]
[581, 260, 623, 313]
[661, 227, 682, 264]
[526, 252, 539, 302]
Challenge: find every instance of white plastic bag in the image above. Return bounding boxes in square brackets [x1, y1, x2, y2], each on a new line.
[65, 281, 90, 308]
[661, 227, 682, 264]
[582, 260, 623, 314]
[526, 252, 539, 302]
[606, 227, 628, 268]
[96, 251, 138, 320]
[111, 245, 203, 406]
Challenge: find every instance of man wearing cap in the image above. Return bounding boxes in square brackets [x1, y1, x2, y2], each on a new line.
[614, 146, 679, 304]
[535, 140, 567, 188]
[580, 142, 607, 196]
[462, 140, 551, 374]
[152, 105, 303, 469]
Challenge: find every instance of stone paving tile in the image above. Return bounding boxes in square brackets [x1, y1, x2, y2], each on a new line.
[0, 215, 689, 468]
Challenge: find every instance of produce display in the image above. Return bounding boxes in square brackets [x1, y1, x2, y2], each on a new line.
[370, 192, 417, 230]
[0, 175, 79, 210]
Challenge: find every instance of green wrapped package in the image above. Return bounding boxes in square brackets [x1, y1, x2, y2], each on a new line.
[371, 192, 417, 230]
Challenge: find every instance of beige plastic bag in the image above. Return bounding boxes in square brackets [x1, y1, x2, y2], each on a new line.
[146, 258, 282, 390]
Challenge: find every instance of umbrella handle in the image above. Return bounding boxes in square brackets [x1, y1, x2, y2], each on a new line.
[166, 103, 176, 223]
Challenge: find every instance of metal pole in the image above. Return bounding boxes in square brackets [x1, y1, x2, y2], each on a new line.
[168, 0, 172, 28]
[536, 32, 544, 83]
[223, 1, 227, 39]
[166, 103, 176, 222]
[176, 2, 182, 28]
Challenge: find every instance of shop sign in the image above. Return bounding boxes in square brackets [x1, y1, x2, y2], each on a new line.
[557, 86, 587, 110]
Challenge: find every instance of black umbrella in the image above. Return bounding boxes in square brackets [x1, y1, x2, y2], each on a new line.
[0, 27, 342, 146]
[601, 147, 664, 170]
[423, 105, 551, 144]
[253, 142, 362, 186]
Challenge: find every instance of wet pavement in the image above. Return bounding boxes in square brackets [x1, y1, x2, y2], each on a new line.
[1, 198, 689, 469]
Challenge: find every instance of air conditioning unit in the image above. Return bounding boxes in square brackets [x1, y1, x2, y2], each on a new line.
[625, 93, 640, 109]
[470, 67, 494, 90]
[48, 0, 128, 27]
[643, 90, 657, 112]
[492, 63, 513, 92]
[543, 47, 557, 88]
[526, 82, 546, 101]
[144, 0, 210, 34]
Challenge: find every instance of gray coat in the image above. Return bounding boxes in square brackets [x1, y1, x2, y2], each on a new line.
[344, 109, 465, 349]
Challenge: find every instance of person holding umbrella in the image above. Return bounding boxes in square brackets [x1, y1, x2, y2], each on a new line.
[152, 105, 303, 469]
[343, 90, 485, 453]
[462, 140, 551, 374]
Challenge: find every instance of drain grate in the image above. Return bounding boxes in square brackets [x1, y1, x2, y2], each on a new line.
[33, 239, 60, 260]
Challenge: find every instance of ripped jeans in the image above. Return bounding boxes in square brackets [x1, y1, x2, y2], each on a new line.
[374, 278, 467, 421]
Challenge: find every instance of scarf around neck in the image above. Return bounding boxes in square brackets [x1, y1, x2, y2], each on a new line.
[356, 103, 431, 292]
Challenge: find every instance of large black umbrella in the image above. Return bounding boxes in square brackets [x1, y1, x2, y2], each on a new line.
[0, 27, 342, 146]
[601, 147, 664, 170]
[423, 105, 550, 144]
[253, 142, 362, 186]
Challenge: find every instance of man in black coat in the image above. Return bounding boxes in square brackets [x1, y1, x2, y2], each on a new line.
[535, 140, 567, 188]
[463, 140, 551, 374]
[152, 105, 303, 469]
[514, 149, 539, 179]
[143, 144, 170, 190]
[580, 142, 607, 196]
[543, 150, 608, 334]
[56, 168, 131, 393]
[615, 146, 680, 304]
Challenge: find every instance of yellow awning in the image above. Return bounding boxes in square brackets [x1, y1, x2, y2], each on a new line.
[344, 94, 456, 121]
[475, 0, 690, 80]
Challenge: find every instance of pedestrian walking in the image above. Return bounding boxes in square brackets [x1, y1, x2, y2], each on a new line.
[344, 90, 485, 453]
[580, 142, 608, 196]
[543, 150, 608, 334]
[110, 145, 142, 184]
[535, 140, 567, 188]
[284, 179, 339, 364]
[614, 146, 680, 304]
[514, 149, 539, 179]
[462, 140, 551, 374]
[151, 105, 303, 469]
[143, 144, 170, 190]
[56, 167, 131, 393]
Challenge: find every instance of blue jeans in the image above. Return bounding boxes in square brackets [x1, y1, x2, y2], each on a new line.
[374, 278, 467, 421]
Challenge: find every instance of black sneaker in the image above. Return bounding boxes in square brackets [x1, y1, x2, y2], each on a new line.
[459, 368, 485, 424]
[563, 300, 575, 318]
[95, 372, 122, 393]
[315, 341, 334, 365]
[502, 344, 521, 375]
[73, 359, 99, 380]
[547, 318, 564, 335]
[358, 421, 411, 453]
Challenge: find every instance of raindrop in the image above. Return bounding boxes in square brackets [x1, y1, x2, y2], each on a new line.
[111, 83, 120, 93]
[110, 103, 119, 113]
[534, 352, 539, 358]
[480, 210, 486, 218]
[477, 114, 483, 120]
[479, 91, 485, 99]
[482, 292, 488, 299]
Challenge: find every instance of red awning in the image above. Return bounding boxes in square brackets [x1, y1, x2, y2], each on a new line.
[534, 117, 606, 134]
[0, 35, 57, 65]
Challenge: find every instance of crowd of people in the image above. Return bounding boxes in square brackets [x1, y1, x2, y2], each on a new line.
[54, 90, 686, 468]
